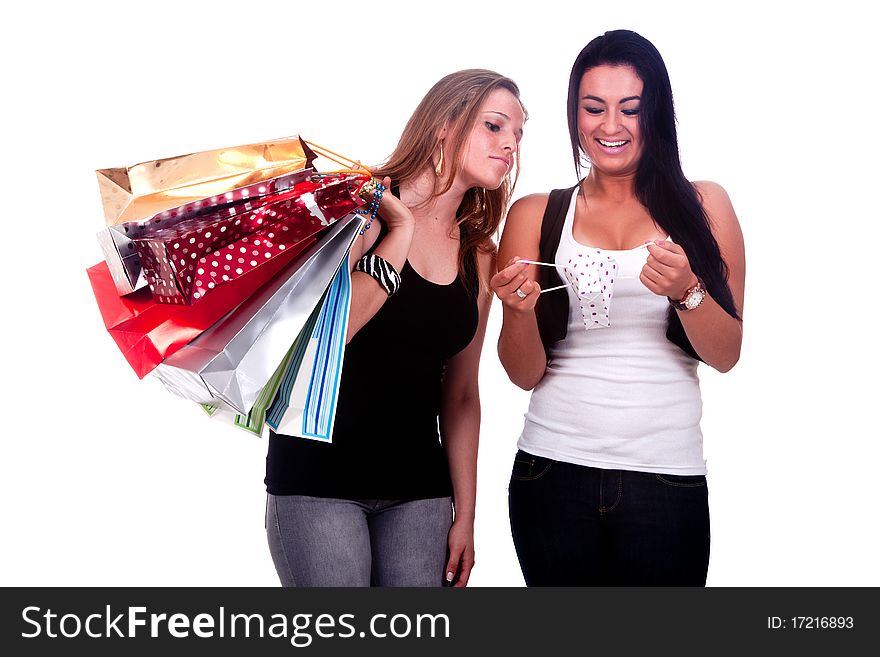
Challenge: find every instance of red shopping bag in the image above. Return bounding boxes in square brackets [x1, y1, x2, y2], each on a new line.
[133, 173, 367, 305]
[87, 234, 316, 379]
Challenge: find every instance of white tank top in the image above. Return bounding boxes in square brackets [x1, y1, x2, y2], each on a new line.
[518, 188, 706, 475]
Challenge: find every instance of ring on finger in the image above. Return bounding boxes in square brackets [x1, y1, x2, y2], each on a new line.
[515, 287, 527, 299]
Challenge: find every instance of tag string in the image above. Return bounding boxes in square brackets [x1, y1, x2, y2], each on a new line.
[516, 259, 560, 268]
[515, 259, 570, 294]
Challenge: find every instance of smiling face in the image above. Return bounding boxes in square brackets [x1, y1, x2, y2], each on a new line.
[577, 64, 644, 176]
[455, 88, 525, 190]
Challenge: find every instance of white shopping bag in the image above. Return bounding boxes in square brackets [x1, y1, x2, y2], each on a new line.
[265, 252, 352, 442]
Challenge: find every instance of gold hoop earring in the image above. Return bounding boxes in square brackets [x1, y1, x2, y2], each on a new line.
[434, 142, 444, 177]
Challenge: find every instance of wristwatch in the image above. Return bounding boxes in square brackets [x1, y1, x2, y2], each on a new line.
[669, 278, 706, 311]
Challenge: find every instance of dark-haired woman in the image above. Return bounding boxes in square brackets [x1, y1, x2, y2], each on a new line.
[265, 70, 526, 586]
[491, 30, 744, 586]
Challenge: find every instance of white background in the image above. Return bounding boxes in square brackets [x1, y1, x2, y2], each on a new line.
[1, 0, 877, 587]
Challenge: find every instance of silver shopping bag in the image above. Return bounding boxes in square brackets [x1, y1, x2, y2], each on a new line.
[152, 215, 363, 415]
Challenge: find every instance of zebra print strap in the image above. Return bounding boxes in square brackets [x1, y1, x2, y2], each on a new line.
[354, 254, 401, 296]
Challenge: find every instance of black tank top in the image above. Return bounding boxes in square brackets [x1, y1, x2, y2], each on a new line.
[264, 225, 479, 500]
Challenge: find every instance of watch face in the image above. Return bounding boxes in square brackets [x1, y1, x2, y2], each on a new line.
[685, 289, 705, 310]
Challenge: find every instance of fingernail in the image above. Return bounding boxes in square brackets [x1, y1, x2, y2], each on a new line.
[446, 572, 454, 582]
[655, 240, 665, 245]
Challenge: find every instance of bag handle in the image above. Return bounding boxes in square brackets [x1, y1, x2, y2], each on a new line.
[304, 140, 373, 178]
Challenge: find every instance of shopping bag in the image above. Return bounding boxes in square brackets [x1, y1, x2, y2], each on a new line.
[87, 233, 314, 379]
[198, 294, 325, 436]
[265, 252, 351, 442]
[96, 136, 316, 225]
[152, 215, 363, 415]
[96, 166, 315, 296]
[133, 173, 366, 305]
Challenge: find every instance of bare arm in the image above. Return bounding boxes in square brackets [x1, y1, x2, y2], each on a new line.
[438, 250, 494, 587]
[640, 181, 745, 372]
[492, 194, 549, 389]
[346, 179, 415, 343]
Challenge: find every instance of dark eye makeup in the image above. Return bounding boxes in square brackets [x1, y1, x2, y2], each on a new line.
[583, 106, 640, 116]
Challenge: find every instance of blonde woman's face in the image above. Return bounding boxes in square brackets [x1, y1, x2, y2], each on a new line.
[456, 88, 525, 190]
[577, 64, 644, 175]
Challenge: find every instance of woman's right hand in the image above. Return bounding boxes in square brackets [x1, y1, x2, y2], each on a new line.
[369, 176, 415, 233]
[490, 256, 541, 313]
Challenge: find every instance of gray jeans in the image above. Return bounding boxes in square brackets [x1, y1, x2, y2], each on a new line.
[266, 494, 453, 587]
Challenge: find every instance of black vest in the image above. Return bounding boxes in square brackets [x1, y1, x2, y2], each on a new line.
[534, 185, 701, 361]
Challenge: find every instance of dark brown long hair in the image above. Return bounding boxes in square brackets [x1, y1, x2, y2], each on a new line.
[376, 69, 525, 293]
[568, 31, 739, 320]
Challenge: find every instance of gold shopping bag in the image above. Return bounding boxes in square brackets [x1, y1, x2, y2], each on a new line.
[96, 136, 317, 225]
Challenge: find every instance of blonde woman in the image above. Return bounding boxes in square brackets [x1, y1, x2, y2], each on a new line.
[265, 70, 526, 587]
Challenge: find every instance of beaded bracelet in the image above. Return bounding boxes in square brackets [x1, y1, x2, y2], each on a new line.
[355, 182, 385, 235]
[354, 254, 401, 297]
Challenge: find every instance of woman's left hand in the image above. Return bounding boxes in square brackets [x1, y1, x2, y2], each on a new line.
[444, 519, 475, 587]
[641, 240, 699, 301]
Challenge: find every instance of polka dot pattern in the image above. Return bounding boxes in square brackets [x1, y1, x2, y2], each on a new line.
[563, 250, 618, 330]
[109, 169, 323, 296]
[133, 173, 367, 305]
[125, 168, 315, 238]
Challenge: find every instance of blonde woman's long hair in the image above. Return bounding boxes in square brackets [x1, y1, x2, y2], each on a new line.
[375, 69, 525, 293]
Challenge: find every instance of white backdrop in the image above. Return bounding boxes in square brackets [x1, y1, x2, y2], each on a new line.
[1, 0, 877, 586]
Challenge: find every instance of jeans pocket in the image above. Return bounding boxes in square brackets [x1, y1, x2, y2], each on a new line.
[654, 473, 707, 488]
[511, 451, 554, 481]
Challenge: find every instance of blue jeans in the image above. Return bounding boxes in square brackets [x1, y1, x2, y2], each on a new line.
[266, 494, 452, 587]
[508, 450, 710, 586]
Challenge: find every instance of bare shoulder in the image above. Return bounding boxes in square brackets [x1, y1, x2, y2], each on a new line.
[507, 193, 550, 224]
[498, 193, 550, 267]
[501, 193, 550, 242]
[693, 181, 744, 266]
[694, 181, 741, 232]
[693, 181, 734, 217]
